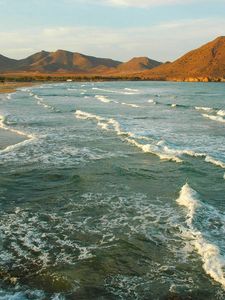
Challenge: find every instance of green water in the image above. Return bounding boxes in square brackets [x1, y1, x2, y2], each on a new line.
[0, 82, 225, 299]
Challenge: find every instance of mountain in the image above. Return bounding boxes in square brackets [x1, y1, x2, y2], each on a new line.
[115, 57, 162, 73]
[140, 36, 225, 81]
[1, 37, 224, 80]
[0, 50, 122, 74]
[0, 54, 18, 71]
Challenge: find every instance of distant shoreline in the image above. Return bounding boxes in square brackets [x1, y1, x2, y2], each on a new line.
[0, 81, 37, 94]
[0, 76, 225, 84]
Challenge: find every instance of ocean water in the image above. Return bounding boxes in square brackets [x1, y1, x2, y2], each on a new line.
[0, 81, 225, 299]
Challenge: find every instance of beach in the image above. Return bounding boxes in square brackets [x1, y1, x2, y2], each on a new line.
[0, 82, 36, 151]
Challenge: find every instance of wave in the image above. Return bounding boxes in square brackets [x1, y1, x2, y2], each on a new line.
[75, 110, 181, 163]
[33, 94, 61, 113]
[92, 87, 117, 94]
[0, 114, 36, 154]
[158, 140, 225, 172]
[121, 102, 141, 108]
[95, 95, 111, 103]
[67, 88, 77, 91]
[124, 88, 139, 92]
[0, 114, 31, 139]
[176, 184, 225, 289]
[75, 110, 225, 169]
[195, 106, 213, 112]
[205, 156, 225, 169]
[125, 138, 182, 163]
[217, 110, 225, 117]
[202, 114, 225, 124]
[92, 87, 138, 95]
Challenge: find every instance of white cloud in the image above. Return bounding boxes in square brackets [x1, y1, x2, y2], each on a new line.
[0, 18, 224, 61]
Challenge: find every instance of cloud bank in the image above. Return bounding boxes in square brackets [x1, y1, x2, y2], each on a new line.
[0, 18, 224, 61]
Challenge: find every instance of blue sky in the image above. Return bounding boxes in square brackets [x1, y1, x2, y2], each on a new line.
[0, 0, 225, 61]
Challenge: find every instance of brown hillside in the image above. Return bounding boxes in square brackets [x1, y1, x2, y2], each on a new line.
[140, 36, 225, 81]
[0, 50, 122, 73]
[115, 57, 162, 73]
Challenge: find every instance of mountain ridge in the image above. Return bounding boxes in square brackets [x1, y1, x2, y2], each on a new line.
[0, 37, 225, 81]
[0, 50, 161, 74]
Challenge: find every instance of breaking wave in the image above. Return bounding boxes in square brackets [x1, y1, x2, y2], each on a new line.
[75, 110, 181, 162]
[33, 95, 61, 113]
[202, 114, 225, 124]
[176, 184, 225, 289]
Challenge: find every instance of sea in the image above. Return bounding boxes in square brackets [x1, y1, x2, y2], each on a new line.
[0, 81, 225, 299]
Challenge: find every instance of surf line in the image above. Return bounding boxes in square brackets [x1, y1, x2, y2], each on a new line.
[176, 183, 225, 289]
[75, 110, 182, 163]
[0, 114, 36, 154]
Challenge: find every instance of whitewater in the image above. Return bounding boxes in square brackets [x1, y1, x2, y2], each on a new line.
[0, 81, 225, 299]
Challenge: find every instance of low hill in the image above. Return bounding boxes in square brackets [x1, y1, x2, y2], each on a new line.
[115, 57, 162, 73]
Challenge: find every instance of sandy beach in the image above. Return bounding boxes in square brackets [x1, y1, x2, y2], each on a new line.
[0, 82, 35, 94]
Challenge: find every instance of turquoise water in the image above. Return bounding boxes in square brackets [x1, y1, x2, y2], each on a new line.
[0, 81, 225, 299]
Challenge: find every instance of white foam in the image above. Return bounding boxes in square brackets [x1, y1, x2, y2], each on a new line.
[171, 104, 177, 108]
[148, 99, 156, 104]
[125, 138, 182, 163]
[75, 110, 181, 163]
[159, 141, 225, 173]
[176, 184, 225, 288]
[33, 94, 58, 111]
[202, 114, 225, 123]
[6, 94, 11, 100]
[195, 106, 213, 112]
[95, 95, 111, 103]
[205, 156, 225, 169]
[121, 102, 141, 108]
[0, 114, 36, 154]
[75, 110, 105, 122]
[92, 87, 117, 93]
[92, 87, 138, 95]
[124, 88, 139, 92]
[123, 92, 137, 95]
[176, 183, 200, 226]
[217, 110, 225, 117]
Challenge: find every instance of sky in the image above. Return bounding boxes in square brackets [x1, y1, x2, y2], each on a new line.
[0, 0, 225, 62]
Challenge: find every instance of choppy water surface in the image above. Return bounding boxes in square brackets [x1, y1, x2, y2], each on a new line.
[0, 81, 225, 299]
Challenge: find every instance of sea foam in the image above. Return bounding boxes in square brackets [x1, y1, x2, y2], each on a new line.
[0, 114, 36, 154]
[202, 114, 225, 123]
[217, 110, 225, 117]
[75, 110, 182, 163]
[177, 184, 225, 288]
[195, 106, 213, 112]
[95, 95, 111, 103]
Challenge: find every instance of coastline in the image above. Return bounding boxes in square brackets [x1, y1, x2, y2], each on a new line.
[0, 75, 225, 83]
[0, 82, 34, 151]
[0, 82, 36, 94]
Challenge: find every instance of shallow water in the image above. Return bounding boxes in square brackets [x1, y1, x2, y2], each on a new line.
[0, 81, 225, 299]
